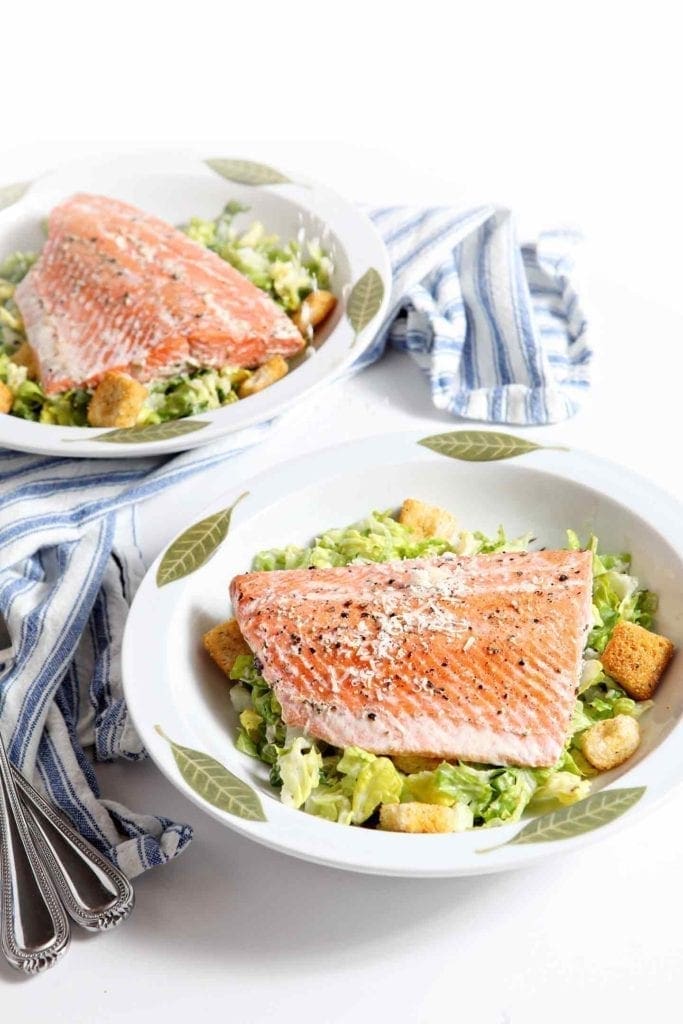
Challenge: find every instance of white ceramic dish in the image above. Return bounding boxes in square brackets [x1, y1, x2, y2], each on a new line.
[0, 151, 391, 458]
[122, 430, 683, 876]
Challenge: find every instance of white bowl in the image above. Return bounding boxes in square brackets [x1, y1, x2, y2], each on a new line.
[122, 430, 683, 876]
[0, 151, 391, 457]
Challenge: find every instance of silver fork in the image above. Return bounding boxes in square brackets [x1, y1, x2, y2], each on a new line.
[0, 732, 71, 973]
[12, 763, 135, 931]
[0, 609, 135, 972]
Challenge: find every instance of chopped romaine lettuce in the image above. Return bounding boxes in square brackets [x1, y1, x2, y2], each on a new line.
[0, 303, 22, 333]
[229, 683, 253, 715]
[528, 771, 590, 811]
[337, 750, 402, 824]
[305, 785, 354, 825]
[277, 738, 323, 809]
[0, 352, 249, 427]
[229, 653, 263, 684]
[0, 251, 37, 285]
[251, 510, 454, 570]
[578, 656, 605, 694]
[138, 366, 248, 425]
[0, 353, 101, 427]
[1, 252, 36, 353]
[433, 762, 538, 826]
[569, 531, 657, 652]
[37, 388, 91, 426]
[473, 526, 535, 554]
[239, 708, 264, 743]
[11, 379, 48, 421]
[401, 769, 456, 807]
[352, 761, 401, 823]
[0, 353, 27, 389]
[184, 202, 333, 313]
[251, 510, 532, 572]
[336, 746, 375, 778]
[1, 350, 90, 424]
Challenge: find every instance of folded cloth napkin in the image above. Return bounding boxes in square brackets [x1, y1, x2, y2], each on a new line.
[361, 206, 589, 423]
[0, 205, 590, 877]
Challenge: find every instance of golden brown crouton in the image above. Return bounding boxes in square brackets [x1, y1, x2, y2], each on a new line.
[580, 714, 641, 771]
[292, 290, 337, 334]
[11, 341, 39, 380]
[202, 619, 250, 676]
[398, 498, 458, 543]
[379, 802, 458, 834]
[602, 620, 674, 700]
[87, 372, 148, 428]
[392, 755, 443, 774]
[238, 356, 289, 399]
[0, 380, 12, 414]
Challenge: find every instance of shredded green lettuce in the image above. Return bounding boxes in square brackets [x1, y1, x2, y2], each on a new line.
[430, 762, 539, 827]
[251, 511, 531, 571]
[230, 653, 263, 685]
[1, 252, 36, 355]
[137, 366, 249, 425]
[228, 516, 658, 831]
[304, 786, 354, 825]
[276, 738, 323, 809]
[337, 748, 403, 824]
[528, 771, 591, 812]
[183, 201, 332, 312]
[568, 531, 657, 653]
[473, 525, 535, 554]
[0, 372, 92, 426]
[0, 251, 37, 285]
[0, 351, 249, 427]
[400, 770, 456, 807]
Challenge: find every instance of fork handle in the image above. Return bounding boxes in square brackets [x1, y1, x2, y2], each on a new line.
[12, 764, 134, 931]
[0, 735, 70, 973]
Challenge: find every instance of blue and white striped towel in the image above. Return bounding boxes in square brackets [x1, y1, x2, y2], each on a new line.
[0, 205, 590, 877]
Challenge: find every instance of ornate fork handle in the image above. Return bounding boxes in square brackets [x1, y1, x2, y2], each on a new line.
[0, 734, 70, 973]
[12, 764, 135, 931]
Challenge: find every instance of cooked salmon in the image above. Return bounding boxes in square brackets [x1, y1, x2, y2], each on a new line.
[15, 193, 304, 395]
[230, 550, 593, 768]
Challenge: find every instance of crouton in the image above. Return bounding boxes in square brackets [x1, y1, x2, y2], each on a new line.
[378, 802, 458, 834]
[238, 356, 289, 399]
[391, 754, 443, 774]
[580, 714, 641, 771]
[398, 498, 458, 543]
[87, 371, 148, 428]
[0, 380, 12, 414]
[11, 341, 39, 379]
[292, 290, 337, 334]
[602, 620, 674, 700]
[202, 619, 250, 676]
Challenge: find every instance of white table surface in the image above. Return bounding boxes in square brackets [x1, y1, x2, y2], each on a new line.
[3, 5, 683, 1019]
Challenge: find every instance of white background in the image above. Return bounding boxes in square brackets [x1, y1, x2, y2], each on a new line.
[3, 2, 683, 1021]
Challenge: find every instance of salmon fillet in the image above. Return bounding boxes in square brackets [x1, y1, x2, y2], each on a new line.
[15, 193, 304, 395]
[230, 550, 593, 768]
